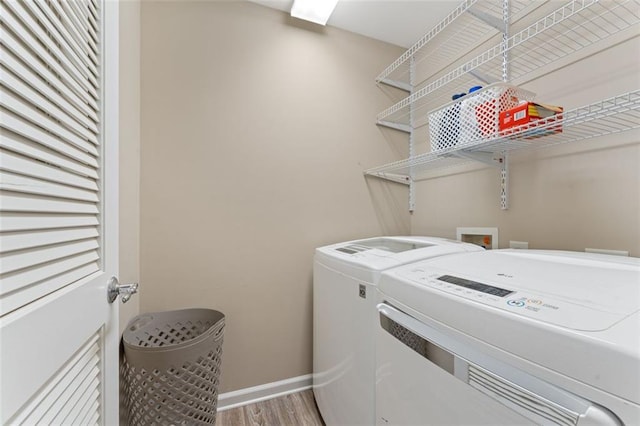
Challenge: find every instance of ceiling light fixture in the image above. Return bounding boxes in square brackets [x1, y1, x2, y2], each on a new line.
[290, 0, 339, 26]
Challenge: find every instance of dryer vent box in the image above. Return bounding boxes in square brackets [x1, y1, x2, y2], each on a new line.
[457, 227, 498, 250]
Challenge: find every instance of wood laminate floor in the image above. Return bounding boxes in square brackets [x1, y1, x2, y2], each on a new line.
[217, 390, 325, 426]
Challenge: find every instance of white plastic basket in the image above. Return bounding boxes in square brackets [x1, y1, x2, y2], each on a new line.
[429, 83, 536, 152]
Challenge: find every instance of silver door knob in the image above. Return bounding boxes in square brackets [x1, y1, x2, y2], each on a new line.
[107, 276, 139, 304]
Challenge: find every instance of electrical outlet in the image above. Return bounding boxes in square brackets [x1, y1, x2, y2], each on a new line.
[509, 241, 529, 249]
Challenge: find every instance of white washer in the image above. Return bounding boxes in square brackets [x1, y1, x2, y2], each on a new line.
[313, 236, 482, 425]
[376, 249, 640, 425]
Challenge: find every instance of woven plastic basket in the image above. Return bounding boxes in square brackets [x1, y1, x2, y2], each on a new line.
[122, 309, 225, 425]
[429, 83, 536, 152]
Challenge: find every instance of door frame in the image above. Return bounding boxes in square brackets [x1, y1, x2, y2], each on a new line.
[102, 0, 120, 423]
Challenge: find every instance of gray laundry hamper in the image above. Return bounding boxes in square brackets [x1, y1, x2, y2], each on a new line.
[122, 308, 225, 425]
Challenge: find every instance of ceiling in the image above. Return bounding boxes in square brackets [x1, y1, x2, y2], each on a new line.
[248, 1, 460, 48]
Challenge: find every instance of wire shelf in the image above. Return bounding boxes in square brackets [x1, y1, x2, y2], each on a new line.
[366, 90, 640, 179]
[506, 0, 640, 82]
[376, 0, 640, 128]
[376, 0, 534, 87]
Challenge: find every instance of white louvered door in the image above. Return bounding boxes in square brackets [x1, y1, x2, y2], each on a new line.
[0, 0, 119, 424]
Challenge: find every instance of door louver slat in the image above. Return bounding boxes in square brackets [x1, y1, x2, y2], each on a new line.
[0, 213, 99, 232]
[0, 172, 99, 202]
[0, 26, 98, 118]
[1, 249, 100, 310]
[1, 242, 99, 287]
[0, 191, 99, 214]
[0, 107, 98, 161]
[0, 49, 100, 127]
[1, 227, 100, 254]
[1, 69, 98, 143]
[8, 334, 101, 425]
[0, 0, 102, 315]
[0, 3, 98, 107]
[1, 261, 100, 314]
[88, 0, 99, 16]
[47, 0, 99, 62]
[20, 0, 97, 77]
[0, 148, 99, 190]
[1, 90, 99, 155]
[5, 0, 98, 85]
[30, 344, 99, 423]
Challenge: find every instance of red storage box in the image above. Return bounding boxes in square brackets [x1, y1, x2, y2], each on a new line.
[499, 102, 563, 139]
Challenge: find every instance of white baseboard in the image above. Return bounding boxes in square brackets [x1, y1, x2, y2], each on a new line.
[217, 374, 313, 411]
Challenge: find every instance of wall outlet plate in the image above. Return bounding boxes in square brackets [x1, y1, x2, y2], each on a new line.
[509, 240, 529, 249]
[457, 227, 498, 250]
[585, 248, 629, 257]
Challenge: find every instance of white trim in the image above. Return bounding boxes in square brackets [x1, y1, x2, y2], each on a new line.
[217, 374, 312, 411]
[102, 1, 120, 425]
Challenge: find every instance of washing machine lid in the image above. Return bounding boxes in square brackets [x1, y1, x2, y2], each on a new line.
[314, 236, 482, 284]
[382, 249, 640, 331]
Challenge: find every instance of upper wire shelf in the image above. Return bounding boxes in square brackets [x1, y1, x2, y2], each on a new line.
[366, 90, 640, 180]
[375, 0, 535, 88]
[377, 0, 640, 129]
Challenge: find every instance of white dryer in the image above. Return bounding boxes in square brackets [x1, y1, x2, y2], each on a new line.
[313, 236, 482, 425]
[376, 249, 640, 425]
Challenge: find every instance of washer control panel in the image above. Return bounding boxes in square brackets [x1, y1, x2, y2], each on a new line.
[438, 275, 514, 298]
[395, 268, 623, 331]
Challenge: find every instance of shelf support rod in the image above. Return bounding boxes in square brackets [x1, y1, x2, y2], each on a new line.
[408, 56, 416, 212]
[500, 0, 510, 210]
[501, 152, 509, 210]
[502, 0, 510, 83]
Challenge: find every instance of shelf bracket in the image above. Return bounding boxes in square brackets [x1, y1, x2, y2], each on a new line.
[466, 7, 506, 33]
[408, 56, 416, 212]
[466, 69, 499, 85]
[450, 151, 503, 167]
[378, 78, 412, 92]
[450, 151, 510, 209]
[376, 120, 412, 134]
[365, 172, 412, 186]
